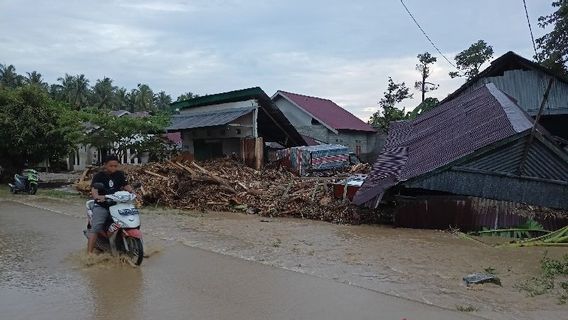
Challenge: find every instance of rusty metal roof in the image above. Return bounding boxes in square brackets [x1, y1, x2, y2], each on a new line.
[353, 83, 536, 206]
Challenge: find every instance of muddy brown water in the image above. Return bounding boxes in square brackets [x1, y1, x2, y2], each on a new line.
[0, 201, 485, 320]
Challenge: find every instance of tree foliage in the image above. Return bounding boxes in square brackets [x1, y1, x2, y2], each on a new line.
[415, 52, 439, 102]
[176, 91, 199, 102]
[368, 77, 413, 131]
[0, 85, 82, 175]
[407, 97, 440, 120]
[449, 40, 494, 80]
[80, 111, 175, 162]
[536, 1, 568, 76]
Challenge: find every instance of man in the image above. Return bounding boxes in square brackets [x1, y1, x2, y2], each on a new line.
[88, 154, 132, 254]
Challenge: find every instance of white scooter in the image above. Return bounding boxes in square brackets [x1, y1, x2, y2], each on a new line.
[84, 182, 144, 266]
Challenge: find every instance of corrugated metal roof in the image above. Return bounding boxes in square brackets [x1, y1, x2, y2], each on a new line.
[171, 87, 306, 147]
[168, 107, 254, 130]
[353, 83, 539, 206]
[274, 91, 377, 132]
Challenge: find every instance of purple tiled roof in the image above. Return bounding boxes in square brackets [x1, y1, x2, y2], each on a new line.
[353, 83, 534, 206]
[276, 91, 376, 133]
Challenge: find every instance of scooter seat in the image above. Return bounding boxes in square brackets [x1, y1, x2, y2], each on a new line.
[15, 174, 27, 180]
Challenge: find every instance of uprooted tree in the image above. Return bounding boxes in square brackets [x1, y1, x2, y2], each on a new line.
[368, 77, 413, 131]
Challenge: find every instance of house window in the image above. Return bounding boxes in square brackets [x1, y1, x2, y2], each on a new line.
[311, 118, 321, 125]
[236, 129, 242, 135]
[355, 145, 362, 156]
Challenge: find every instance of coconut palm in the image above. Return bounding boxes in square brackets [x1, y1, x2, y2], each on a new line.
[91, 77, 117, 109]
[0, 64, 23, 88]
[25, 71, 48, 90]
[135, 83, 154, 111]
[154, 91, 172, 111]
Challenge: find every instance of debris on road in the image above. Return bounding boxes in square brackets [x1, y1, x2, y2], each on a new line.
[463, 273, 502, 286]
[76, 159, 366, 223]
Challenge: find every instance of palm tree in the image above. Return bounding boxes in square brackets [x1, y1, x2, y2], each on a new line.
[91, 77, 116, 109]
[0, 64, 23, 88]
[25, 71, 48, 90]
[176, 91, 199, 102]
[115, 87, 129, 110]
[135, 83, 154, 111]
[127, 88, 139, 112]
[154, 91, 172, 111]
[72, 74, 90, 109]
[56, 74, 76, 105]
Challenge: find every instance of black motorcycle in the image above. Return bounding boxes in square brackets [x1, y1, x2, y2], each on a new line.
[8, 169, 39, 195]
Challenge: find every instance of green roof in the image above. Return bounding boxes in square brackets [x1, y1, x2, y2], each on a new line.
[171, 87, 267, 110]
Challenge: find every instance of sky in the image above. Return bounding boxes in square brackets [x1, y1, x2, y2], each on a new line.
[0, 0, 556, 120]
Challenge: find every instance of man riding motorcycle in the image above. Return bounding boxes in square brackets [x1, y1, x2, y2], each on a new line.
[88, 154, 133, 254]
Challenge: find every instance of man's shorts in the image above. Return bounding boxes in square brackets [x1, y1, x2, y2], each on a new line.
[90, 204, 110, 234]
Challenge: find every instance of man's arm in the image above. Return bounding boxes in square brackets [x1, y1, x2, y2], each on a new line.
[91, 187, 105, 202]
[119, 171, 133, 192]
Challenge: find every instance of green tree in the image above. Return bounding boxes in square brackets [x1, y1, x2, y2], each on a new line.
[407, 97, 440, 119]
[115, 87, 129, 110]
[449, 40, 494, 80]
[368, 77, 413, 131]
[0, 85, 81, 175]
[415, 52, 439, 102]
[134, 83, 154, 111]
[56, 74, 90, 109]
[176, 91, 199, 102]
[0, 64, 23, 89]
[154, 91, 172, 111]
[81, 111, 172, 162]
[536, 1, 568, 75]
[24, 71, 48, 90]
[90, 77, 117, 109]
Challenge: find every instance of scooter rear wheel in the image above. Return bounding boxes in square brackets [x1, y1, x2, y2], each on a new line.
[124, 237, 144, 266]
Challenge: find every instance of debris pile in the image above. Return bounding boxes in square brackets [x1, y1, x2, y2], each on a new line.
[76, 159, 366, 223]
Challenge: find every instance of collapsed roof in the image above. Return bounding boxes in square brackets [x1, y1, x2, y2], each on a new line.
[354, 83, 568, 209]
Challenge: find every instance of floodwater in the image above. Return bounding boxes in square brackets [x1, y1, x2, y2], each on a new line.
[0, 201, 483, 320]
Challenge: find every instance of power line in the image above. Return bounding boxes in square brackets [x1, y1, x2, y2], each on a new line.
[399, 0, 457, 69]
[522, 0, 539, 59]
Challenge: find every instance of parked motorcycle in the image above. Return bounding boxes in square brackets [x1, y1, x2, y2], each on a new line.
[8, 169, 39, 195]
[84, 182, 144, 266]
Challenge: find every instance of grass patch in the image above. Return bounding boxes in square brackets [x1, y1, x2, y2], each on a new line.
[36, 189, 80, 199]
[456, 304, 477, 312]
[516, 253, 568, 304]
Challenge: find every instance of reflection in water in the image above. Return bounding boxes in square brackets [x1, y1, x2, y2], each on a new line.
[84, 264, 144, 320]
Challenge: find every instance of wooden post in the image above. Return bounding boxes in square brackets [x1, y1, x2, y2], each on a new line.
[517, 78, 554, 176]
[254, 137, 264, 170]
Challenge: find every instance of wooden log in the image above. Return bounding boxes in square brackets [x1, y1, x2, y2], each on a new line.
[144, 170, 168, 180]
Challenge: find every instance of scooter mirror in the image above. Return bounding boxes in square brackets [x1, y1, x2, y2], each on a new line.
[92, 182, 105, 190]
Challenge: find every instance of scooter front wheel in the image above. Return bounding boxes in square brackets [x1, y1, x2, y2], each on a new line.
[124, 236, 144, 266]
[29, 185, 38, 195]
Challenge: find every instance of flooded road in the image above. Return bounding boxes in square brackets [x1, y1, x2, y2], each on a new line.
[0, 201, 482, 320]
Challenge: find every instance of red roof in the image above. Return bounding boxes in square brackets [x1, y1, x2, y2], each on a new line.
[276, 91, 376, 133]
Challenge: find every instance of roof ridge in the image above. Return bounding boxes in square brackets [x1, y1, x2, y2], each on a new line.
[278, 90, 334, 103]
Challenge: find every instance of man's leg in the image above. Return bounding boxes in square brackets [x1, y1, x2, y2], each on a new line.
[88, 205, 109, 254]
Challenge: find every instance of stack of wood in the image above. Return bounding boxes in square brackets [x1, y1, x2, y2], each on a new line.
[75, 158, 362, 223]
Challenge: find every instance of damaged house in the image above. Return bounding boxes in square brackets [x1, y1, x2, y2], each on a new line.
[168, 87, 305, 169]
[442, 51, 568, 146]
[353, 83, 568, 230]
